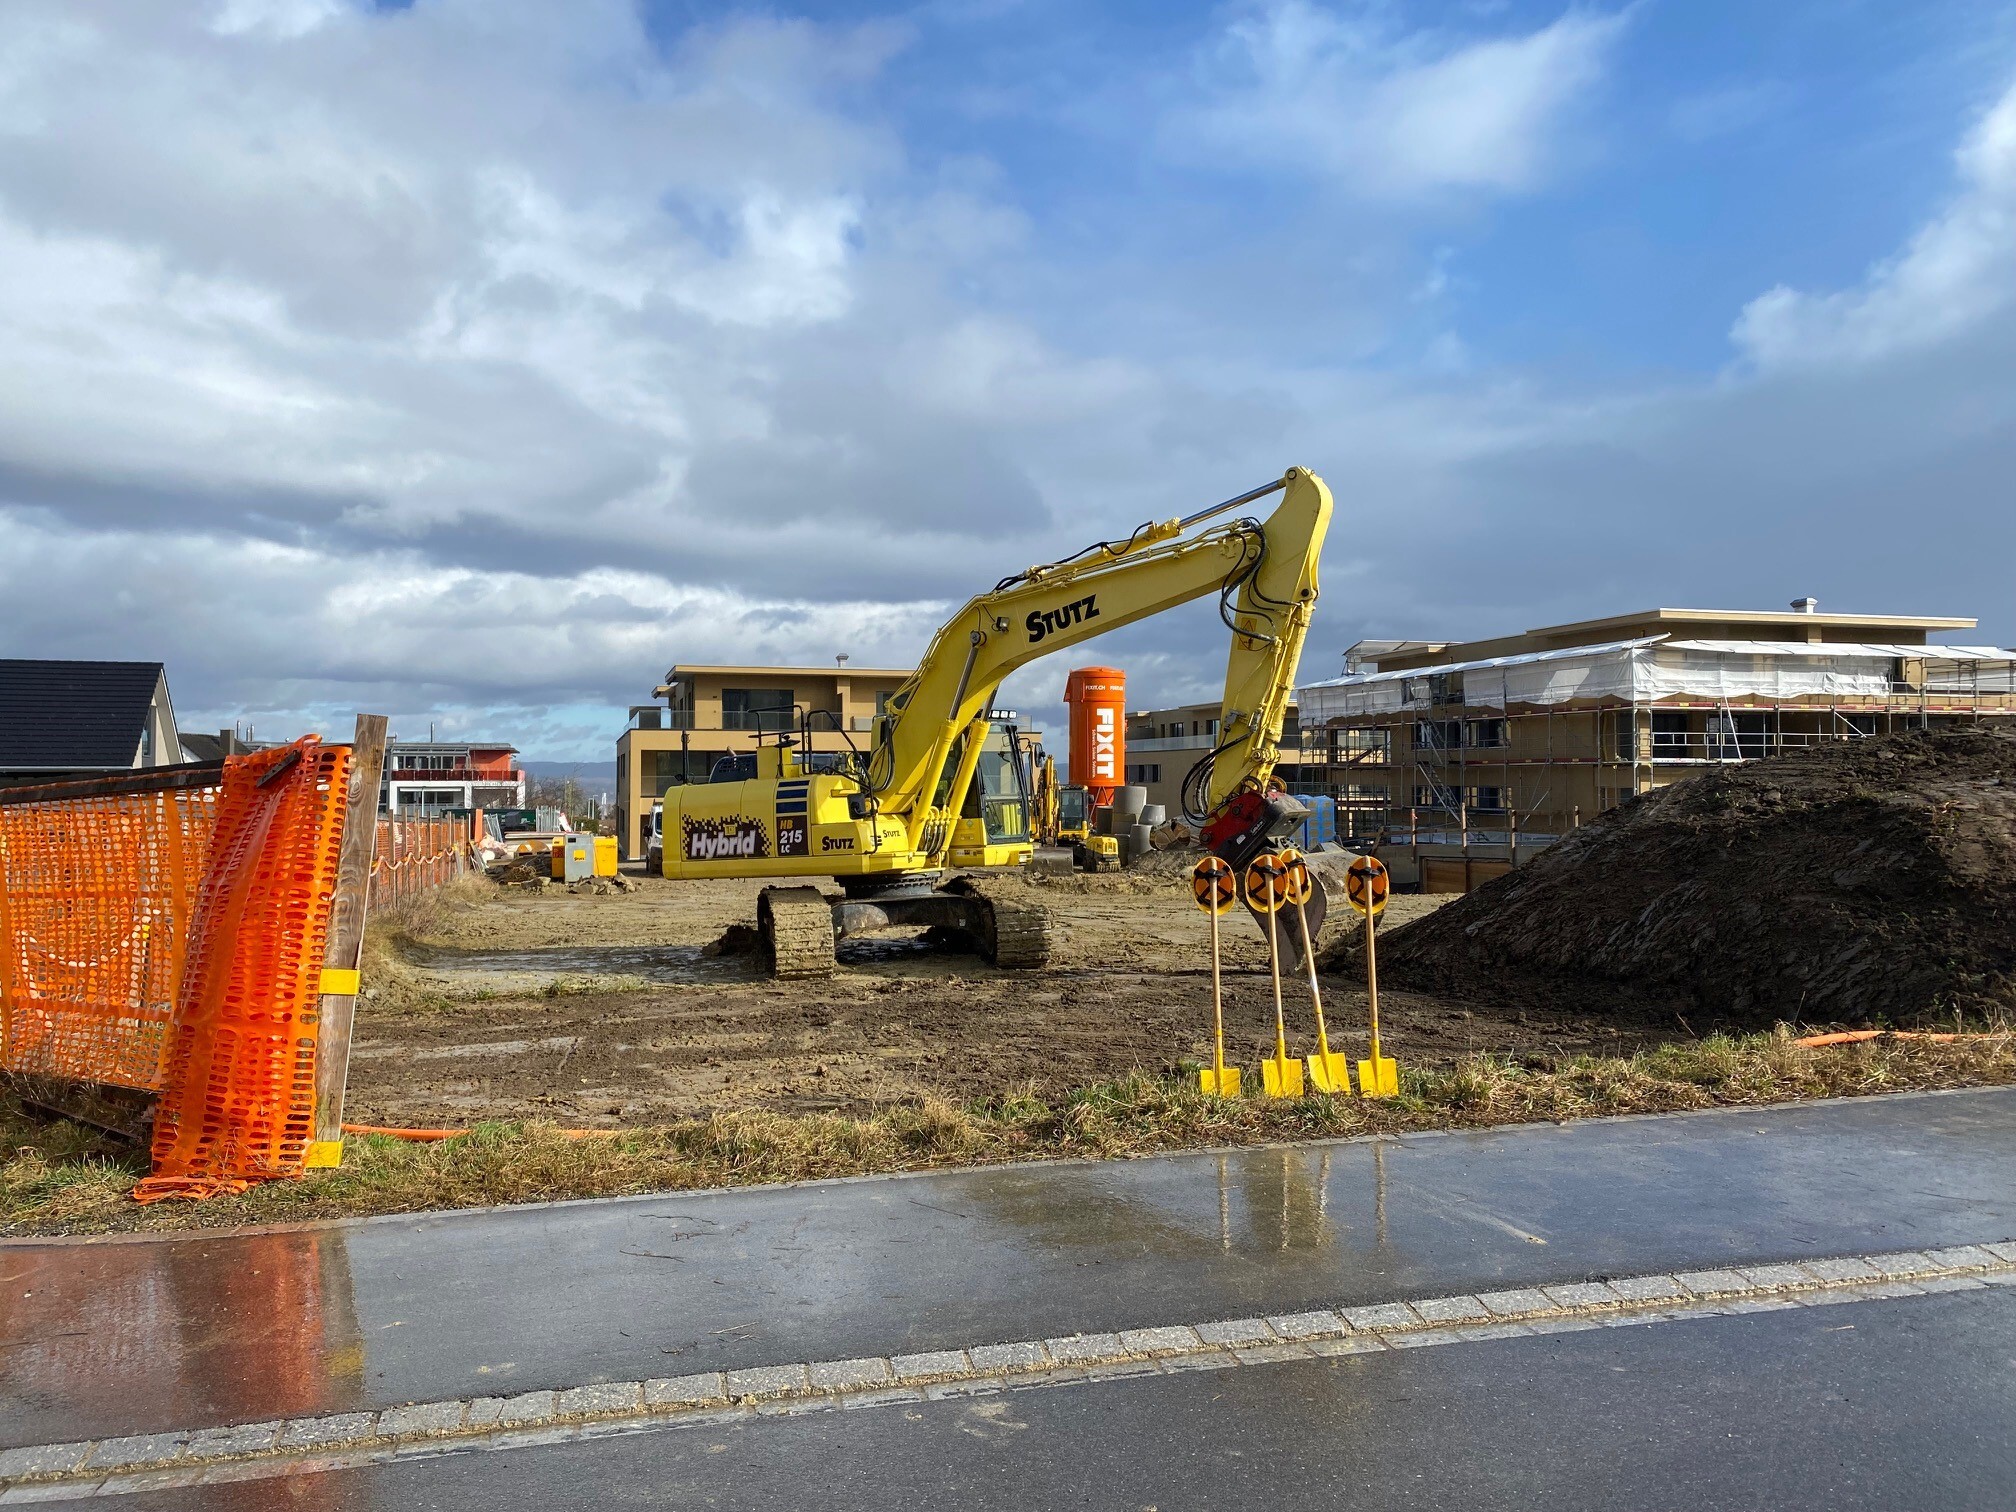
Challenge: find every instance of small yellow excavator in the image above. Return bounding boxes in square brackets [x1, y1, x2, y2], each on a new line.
[660, 466, 1341, 976]
[1025, 744, 1119, 871]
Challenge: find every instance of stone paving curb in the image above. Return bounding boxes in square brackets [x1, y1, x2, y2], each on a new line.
[4, 1241, 2011, 1501]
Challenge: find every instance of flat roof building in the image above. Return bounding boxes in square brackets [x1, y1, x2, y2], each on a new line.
[1122, 700, 1306, 823]
[615, 663, 912, 859]
[381, 741, 524, 816]
[1294, 603, 2016, 892]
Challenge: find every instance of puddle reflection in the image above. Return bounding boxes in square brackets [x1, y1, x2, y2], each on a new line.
[0, 1228, 364, 1444]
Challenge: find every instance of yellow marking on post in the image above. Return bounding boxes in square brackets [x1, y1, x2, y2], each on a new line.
[320, 967, 361, 997]
[304, 1139, 344, 1169]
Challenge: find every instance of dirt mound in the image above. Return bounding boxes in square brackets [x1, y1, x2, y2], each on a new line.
[1324, 730, 2016, 1027]
[1126, 842, 1204, 876]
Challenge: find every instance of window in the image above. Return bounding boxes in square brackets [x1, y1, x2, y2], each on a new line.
[722, 687, 794, 731]
[1464, 786, 1508, 812]
[1412, 719, 1460, 753]
[1331, 727, 1391, 762]
[1464, 718, 1507, 749]
[650, 750, 713, 795]
[1704, 712, 1767, 760]
[1125, 763, 1162, 784]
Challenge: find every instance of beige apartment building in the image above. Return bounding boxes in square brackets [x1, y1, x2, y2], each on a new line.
[1122, 700, 1307, 821]
[1294, 604, 2016, 891]
[615, 663, 911, 858]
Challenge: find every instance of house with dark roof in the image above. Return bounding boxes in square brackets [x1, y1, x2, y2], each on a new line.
[0, 659, 183, 788]
[175, 728, 271, 763]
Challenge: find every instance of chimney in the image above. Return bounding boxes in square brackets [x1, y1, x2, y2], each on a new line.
[1791, 597, 1818, 614]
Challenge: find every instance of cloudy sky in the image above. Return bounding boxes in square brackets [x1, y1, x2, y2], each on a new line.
[3, 0, 2012, 758]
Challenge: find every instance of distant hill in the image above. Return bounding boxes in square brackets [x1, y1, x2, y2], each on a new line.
[520, 760, 617, 785]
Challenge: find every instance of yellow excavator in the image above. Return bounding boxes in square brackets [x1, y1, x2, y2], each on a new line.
[660, 466, 1340, 976]
[1025, 744, 1119, 871]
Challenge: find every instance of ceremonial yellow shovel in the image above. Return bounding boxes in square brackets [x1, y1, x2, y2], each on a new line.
[1245, 852, 1303, 1098]
[1191, 856, 1240, 1096]
[1279, 848, 1349, 1094]
[1347, 855, 1400, 1097]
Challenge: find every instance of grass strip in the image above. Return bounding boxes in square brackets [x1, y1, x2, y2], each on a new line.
[6, 1030, 2014, 1237]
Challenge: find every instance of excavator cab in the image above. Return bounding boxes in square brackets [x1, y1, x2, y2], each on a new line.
[949, 722, 1035, 869]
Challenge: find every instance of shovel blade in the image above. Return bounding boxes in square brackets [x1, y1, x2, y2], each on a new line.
[1306, 1052, 1351, 1095]
[1199, 1065, 1242, 1097]
[1356, 1055, 1400, 1098]
[1260, 1056, 1304, 1099]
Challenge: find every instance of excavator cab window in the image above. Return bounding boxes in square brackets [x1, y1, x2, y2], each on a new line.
[961, 736, 1031, 844]
[706, 754, 757, 783]
[1058, 787, 1088, 828]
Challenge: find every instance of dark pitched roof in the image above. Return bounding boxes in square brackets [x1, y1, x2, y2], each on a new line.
[0, 659, 165, 771]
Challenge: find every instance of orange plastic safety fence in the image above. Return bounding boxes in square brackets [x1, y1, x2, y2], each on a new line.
[135, 739, 353, 1203]
[0, 778, 219, 1092]
[369, 816, 469, 908]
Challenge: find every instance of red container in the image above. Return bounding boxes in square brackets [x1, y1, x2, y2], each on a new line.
[1064, 666, 1126, 805]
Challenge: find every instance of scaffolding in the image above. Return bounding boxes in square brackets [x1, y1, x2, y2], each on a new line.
[1292, 637, 2016, 872]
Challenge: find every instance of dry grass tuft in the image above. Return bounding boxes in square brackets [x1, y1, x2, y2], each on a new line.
[6, 1030, 2013, 1237]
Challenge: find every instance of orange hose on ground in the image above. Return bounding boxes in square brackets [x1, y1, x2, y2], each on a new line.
[340, 1122, 618, 1142]
[1793, 1030, 1988, 1048]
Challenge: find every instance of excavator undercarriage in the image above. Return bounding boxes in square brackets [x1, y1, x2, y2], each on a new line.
[756, 874, 1054, 979]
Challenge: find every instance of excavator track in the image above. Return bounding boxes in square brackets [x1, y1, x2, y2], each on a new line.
[946, 876, 1054, 969]
[758, 885, 837, 979]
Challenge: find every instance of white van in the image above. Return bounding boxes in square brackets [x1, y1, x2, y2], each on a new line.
[644, 801, 664, 873]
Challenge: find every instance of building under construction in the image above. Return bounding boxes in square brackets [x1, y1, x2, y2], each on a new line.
[1293, 604, 2016, 892]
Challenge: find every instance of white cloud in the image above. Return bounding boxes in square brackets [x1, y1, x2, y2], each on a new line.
[0, 505, 953, 749]
[210, 0, 343, 40]
[1733, 79, 2016, 368]
[0, 1, 2010, 761]
[1184, 1, 1628, 197]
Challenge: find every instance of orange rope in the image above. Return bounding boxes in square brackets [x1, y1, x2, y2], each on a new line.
[340, 1122, 618, 1142]
[1793, 1029, 1991, 1048]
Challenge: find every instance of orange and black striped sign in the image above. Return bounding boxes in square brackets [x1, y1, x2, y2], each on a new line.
[1277, 846, 1312, 906]
[1244, 851, 1290, 913]
[1345, 855, 1389, 916]
[1191, 855, 1236, 915]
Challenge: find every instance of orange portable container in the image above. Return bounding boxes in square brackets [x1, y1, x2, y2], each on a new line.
[1064, 666, 1126, 806]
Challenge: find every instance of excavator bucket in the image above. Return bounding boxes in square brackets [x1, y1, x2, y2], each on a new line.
[1244, 846, 1359, 970]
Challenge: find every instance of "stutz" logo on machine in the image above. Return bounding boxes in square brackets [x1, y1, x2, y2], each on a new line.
[682, 816, 770, 861]
[1025, 594, 1100, 643]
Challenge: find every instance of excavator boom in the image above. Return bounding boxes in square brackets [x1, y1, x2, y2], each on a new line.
[868, 466, 1331, 849]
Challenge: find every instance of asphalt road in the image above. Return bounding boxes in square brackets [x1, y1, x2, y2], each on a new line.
[9, 1087, 2016, 1448]
[7, 1087, 2016, 1508]
[118, 1285, 2016, 1511]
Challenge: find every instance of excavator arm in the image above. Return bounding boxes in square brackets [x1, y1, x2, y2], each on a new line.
[867, 467, 1333, 866]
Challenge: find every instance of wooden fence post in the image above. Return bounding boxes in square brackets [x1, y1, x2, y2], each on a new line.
[308, 714, 387, 1166]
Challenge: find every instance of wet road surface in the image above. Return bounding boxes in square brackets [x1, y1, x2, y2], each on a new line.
[6, 1086, 2016, 1454]
[117, 1285, 2016, 1511]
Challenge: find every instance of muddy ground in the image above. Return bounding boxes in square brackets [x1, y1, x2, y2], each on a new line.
[348, 867, 1678, 1128]
[1344, 729, 2016, 1028]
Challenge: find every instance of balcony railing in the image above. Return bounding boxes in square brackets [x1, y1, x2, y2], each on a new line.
[386, 766, 523, 783]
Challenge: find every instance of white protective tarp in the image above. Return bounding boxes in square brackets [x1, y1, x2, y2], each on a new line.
[1297, 636, 2016, 718]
